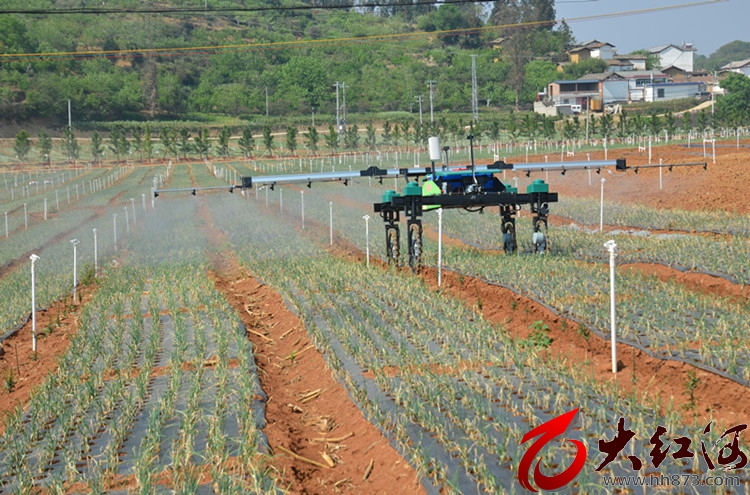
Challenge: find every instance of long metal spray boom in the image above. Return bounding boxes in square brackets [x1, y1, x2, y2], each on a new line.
[154, 159, 625, 196]
[152, 158, 705, 197]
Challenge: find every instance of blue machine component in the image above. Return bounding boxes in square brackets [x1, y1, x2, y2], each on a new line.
[425, 170, 507, 194]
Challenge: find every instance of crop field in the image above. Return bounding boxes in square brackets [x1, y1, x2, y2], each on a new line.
[0, 139, 749, 494]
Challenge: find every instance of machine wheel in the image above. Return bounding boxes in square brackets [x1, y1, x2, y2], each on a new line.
[533, 221, 548, 254]
[407, 222, 422, 272]
[533, 231, 547, 254]
[386, 226, 400, 266]
[502, 222, 517, 254]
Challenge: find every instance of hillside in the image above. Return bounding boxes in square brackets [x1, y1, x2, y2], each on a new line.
[0, 0, 567, 125]
[695, 40, 750, 72]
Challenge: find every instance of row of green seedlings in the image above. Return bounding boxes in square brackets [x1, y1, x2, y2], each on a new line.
[305, 183, 750, 385]
[163, 164, 197, 190]
[1, 167, 117, 235]
[0, 193, 134, 339]
[1, 164, 155, 271]
[241, 254, 740, 493]
[254, 181, 749, 382]
[437, 208, 750, 286]
[212, 188, 750, 490]
[554, 196, 750, 236]
[0, 269, 156, 493]
[442, 247, 750, 384]
[116, 248, 275, 493]
[211, 178, 750, 385]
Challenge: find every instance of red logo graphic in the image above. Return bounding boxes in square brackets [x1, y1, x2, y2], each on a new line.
[518, 408, 588, 492]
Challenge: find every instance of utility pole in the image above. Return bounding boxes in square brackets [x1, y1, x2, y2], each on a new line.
[471, 55, 479, 122]
[427, 80, 436, 124]
[415, 95, 424, 126]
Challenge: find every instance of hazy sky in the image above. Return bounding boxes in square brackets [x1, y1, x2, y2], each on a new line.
[553, 0, 747, 57]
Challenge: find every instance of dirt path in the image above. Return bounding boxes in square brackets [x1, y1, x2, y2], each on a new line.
[195, 198, 426, 495]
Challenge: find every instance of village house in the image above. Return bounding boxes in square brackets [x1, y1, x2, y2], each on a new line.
[649, 43, 696, 73]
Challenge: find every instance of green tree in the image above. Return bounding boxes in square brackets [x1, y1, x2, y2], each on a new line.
[365, 122, 377, 150]
[325, 124, 339, 152]
[392, 123, 402, 147]
[563, 58, 609, 80]
[218, 127, 232, 158]
[178, 128, 192, 160]
[193, 128, 211, 159]
[717, 72, 750, 126]
[143, 124, 154, 162]
[279, 57, 329, 110]
[90, 131, 103, 165]
[507, 110, 519, 142]
[344, 124, 360, 150]
[486, 120, 501, 147]
[382, 120, 392, 147]
[599, 113, 614, 138]
[131, 126, 143, 162]
[306, 126, 319, 154]
[62, 127, 79, 163]
[262, 124, 274, 156]
[286, 126, 298, 155]
[617, 109, 629, 138]
[540, 115, 556, 139]
[109, 126, 123, 162]
[664, 111, 677, 137]
[648, 112, 662, 136]
[237, 127, 254, 159]
[696, 109, 709, 132]
[521, 113, 538, 140]
[13, 130, 31, 163]
[38, 131, 52, 165]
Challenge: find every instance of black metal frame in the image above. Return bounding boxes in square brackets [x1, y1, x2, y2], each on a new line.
[375, 190, 558, 270]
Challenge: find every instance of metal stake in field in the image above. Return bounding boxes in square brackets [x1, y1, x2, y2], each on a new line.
[363, 215, 370, 268]
[30, 254, 40, 353]
[93, 228, 98, 276]
[44, 198, 48, 220]
[113, 213, 117, 251]
[130, 197, 136, 226]
[604, 240, 618, 373]
[438, 208, 443, 287]
[300, 191, 305, 229]
[124, 207, 130, 234]
[329, 201, 333, 245]
[70, 239, 79, 304]
[600, 178, 606, 232]
[142, 193, 146, 215]
[24, 203, 27, 229]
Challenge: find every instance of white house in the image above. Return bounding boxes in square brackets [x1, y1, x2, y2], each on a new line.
[569, 40, 615, 63]
[649, 43, 695, 73]
[644, 82, 703, 102]
[720, 58, 750, 77]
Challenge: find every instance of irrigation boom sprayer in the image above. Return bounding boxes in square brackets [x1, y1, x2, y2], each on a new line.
[154, 135, 706, 270]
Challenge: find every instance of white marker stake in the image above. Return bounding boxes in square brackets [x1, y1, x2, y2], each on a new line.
[604, 240, 618, 373]
[363, 215, 370, 268]
[30, 254, 40, 353]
